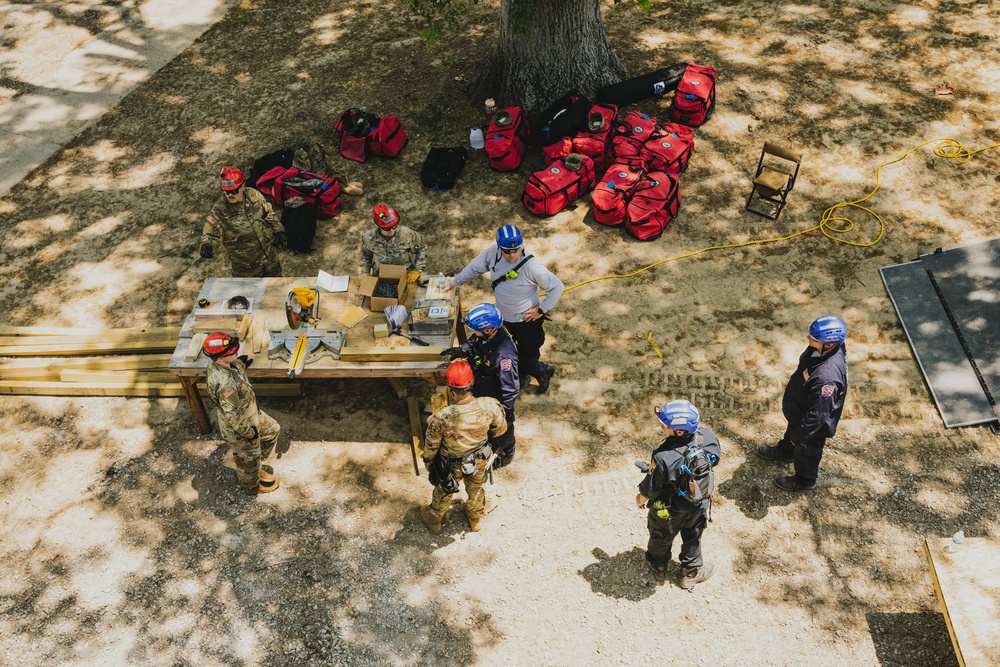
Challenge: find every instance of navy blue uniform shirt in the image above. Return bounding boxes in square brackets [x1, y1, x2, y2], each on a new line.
[462, 327, 519, 413]
[638, 427, 721, 513]
[782, 343, 848, 445]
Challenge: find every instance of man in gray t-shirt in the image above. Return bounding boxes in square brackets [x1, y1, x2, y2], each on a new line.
[447, 224, 564, 393]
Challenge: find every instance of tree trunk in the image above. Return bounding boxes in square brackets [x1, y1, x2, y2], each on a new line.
[491, 0, 627, 114]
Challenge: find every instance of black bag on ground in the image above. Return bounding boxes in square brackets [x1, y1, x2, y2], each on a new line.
[595, 63, 688, 106]
[420, 146, 469, 191]
[246, 148, 293, 190]
[536, 91, 592, 146]
[280, 203, 317, 253]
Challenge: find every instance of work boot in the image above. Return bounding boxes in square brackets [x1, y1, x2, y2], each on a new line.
[650, 562, 667, 583]
[774, 475, 816, 492]
[244, 475, 280, 495]
[535, 363, 555, 394]
[466, 509, 482, 532]
[756, 445, 794, 463]
[258, 467, 276, 483]
[679, 562, 714, 589]
[420, 506, 443, 534]
[343, 181, 364, 196]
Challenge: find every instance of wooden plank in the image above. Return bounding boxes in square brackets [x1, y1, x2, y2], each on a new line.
[237, 314, 253, 341]
[0, 354, 171, 375]
[406, 396, 423, 475]
[0, 326, 181, 337]
[191, 317, 240, 331]
[0, 379, 301, 398]
[184, 334, 206, 362]
[251, 317, 265, 354]
[387, 377, 408, 398]
[0, 331, 182, 346]
[924, 537, 1000, 667]
[0, 340, 178, 357]
[430, 385, 449, 413]
[338, 346, 445, 362]
[60, 370, 177, 383]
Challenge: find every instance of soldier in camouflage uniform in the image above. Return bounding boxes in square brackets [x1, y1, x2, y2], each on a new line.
[421, 360, 507, 533]
[359, 203, 426, 284]
[201, 166, 287, 278]
[202, 332, 281, 494]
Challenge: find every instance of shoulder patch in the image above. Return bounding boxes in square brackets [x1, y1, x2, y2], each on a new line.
[499, 358, 513, 372]
[802, 369, 810, 381]
[223, 387, 235, 398]
[821, 384, 836, 397]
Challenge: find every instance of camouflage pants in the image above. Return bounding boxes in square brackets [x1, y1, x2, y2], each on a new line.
[429, 457, 488, 518]
[230, 410, 280, 486]
[232, 257, 281, 278]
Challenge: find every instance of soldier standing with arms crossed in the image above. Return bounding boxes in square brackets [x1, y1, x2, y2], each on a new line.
[203, 332, 281, 495]
[359, 203, 426, 284]
[200, 166, 287, 277]
[420, 360, 508, 533]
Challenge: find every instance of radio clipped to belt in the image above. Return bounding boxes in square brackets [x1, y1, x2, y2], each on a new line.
[455, 444, 493, 477]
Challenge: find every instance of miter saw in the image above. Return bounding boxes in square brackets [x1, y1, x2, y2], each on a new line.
[268, 287, 345, 378]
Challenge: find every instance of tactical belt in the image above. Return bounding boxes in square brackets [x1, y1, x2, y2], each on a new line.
[446, 443, 493, 464]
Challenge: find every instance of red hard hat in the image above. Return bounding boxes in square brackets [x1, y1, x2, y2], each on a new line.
[373, 203, 399, 229]
[445, 359, 474, 389]
[203, 332, 240, 359]
[220, 166, 244, 191]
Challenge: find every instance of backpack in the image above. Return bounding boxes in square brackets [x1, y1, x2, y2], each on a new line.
[254, 166, 343, 220]
[246, 148, 293, 190]
[544, 103, 619, 173]
[611, 110, 658, 168]
[591, 162, 644, 227]
[522, 155, 596, 216]
[676, 432, 715, 505]
[625, 171, 680, 241]
[280, 203, 317, 253]
[595, 63, 688, 106]
[485, 106, 531, 171]
[639, 122, 695, 175]
[671, 63, 717, 127]
[536, 91, 592, 146]
[420, 146, 469, 191]
[334, 108, 408, 161]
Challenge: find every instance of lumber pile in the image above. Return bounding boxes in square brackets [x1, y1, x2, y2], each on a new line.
[0, 327, 300, 398]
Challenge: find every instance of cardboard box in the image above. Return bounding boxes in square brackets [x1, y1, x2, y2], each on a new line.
[359, 264, 408, 312]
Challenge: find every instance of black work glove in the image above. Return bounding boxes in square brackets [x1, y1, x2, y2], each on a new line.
[238, 354, 253, 368]
[273, 232, 288, 249]
[200, 243, 213, 259]
[440, 347, 468, 360]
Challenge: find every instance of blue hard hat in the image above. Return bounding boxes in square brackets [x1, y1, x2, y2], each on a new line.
[808, 315, 848, 345]
[496, 224, 523, 251]
[465, 303, 503, 332]
[656, 400, 700, 433]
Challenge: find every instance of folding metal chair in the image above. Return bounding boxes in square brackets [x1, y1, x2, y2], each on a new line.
[746, 142, 802, 220]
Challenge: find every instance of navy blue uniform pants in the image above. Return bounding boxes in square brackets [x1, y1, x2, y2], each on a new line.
[503, 318, 545, 380]
[776, 424, 825, 486]
[492, 416, 516, 467]
[645, 506, 707, 569]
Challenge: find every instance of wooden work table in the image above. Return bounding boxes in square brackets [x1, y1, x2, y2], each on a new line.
[924, 537, 1000, 667]
[167, 277, 464, 473]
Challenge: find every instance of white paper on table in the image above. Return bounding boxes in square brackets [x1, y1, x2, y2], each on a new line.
[317, 270, 350, 293]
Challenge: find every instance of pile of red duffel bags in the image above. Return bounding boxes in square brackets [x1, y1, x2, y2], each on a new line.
[334, 108, 408, 163]
[506, 62, 715, 241]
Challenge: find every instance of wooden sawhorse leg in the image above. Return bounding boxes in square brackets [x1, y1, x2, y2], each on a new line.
[406, 396, 423, 476]
[180, 376, 212, 434]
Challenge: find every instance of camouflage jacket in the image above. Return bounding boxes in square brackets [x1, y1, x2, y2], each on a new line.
[359, 225, 427, 275]
[202, 188, 284, 275]
[206, 358, 259, 442]
[423, 396, 507, 460]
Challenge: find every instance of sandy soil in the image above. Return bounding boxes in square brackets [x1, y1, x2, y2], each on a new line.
[2, 0, 1000, 665]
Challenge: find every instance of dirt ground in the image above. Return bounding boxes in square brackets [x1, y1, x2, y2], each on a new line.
[2, 0, 1000, 665]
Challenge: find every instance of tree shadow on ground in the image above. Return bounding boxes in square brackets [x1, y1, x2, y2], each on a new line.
[866, 611, 959, 667]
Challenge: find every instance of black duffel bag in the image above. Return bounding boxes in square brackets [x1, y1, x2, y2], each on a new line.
[595, 63, 688, 106]
[536, 90, 591, 146]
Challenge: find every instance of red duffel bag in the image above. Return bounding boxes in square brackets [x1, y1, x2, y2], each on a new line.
[612, 110, 658, 168]
[571, 103, 619, 172]
[591, 162, 643, 227]
[485, 106, 531, 171]
[522, 155, 596, 216]
[671, 63, 716, 127]
[369, 116, 408, 157]
[640, 122, 695, 175]
[254, 166, 343, 220]
[625, 171, 680, 241]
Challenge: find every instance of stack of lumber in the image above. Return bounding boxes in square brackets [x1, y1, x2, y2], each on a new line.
[0, 327, 299, 398]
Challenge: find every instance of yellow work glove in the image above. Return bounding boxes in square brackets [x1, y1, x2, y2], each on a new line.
[406, 271, 421, 284]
